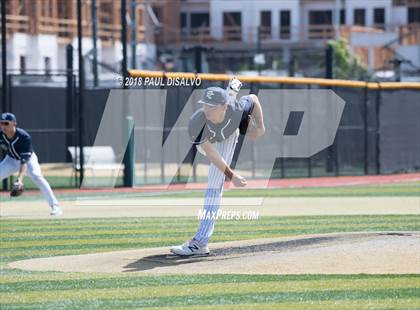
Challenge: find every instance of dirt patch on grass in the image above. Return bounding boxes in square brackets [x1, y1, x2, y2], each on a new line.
[9, 232, 420, 275]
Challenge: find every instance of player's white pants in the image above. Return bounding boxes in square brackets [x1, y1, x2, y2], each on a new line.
[194, 130, 239, 246]
[0, 154, 59, 207]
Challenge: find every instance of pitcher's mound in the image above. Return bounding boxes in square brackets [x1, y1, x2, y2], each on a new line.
[9, 232, 420, 275]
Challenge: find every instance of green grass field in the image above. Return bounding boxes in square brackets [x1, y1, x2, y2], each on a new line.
[6, 182, 420, 203]
[1, 183, 419, 309]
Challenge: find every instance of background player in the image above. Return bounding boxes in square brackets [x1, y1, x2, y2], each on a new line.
[0, 113, 62, 215]
[171, 79, 265, 256]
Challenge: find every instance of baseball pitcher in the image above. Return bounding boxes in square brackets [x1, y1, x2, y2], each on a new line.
[0, 113, 62, 215]
[171, 78, 265, 255]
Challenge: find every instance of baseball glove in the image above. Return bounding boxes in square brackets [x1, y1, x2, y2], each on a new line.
[10, 181, 24, 197]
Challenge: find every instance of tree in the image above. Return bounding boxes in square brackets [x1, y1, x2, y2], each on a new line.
[328, 38, 371, 80]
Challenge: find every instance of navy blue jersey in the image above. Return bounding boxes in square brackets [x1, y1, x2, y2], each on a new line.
[0, 128, 33, 163]
[189, 95, 254, 145]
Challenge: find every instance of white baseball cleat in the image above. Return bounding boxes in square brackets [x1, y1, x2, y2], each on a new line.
[170, 240, 210, 256]
[50, 205, 63, 216]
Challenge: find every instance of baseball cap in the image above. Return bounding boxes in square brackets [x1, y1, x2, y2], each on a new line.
[199, 87, 227, 106]
[0, 112, 16, 123]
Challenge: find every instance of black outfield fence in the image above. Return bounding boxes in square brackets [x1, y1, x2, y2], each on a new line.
[1, 72, 419, 189]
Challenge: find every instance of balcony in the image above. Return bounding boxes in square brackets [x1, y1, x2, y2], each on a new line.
[223, 26, 242, 41]
[180, 26, 212, 43]
[400, 23, 420, 45]
[3, 13, 419, 49]
[163, 24, 343, 46]
[2, 14, 146, 45]
[168, 24, 420, 47]
[306, 25, 335, 40]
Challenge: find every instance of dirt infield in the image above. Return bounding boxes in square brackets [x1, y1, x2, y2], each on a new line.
[1, 197, 419, 218]
[9, 232, 420, 275]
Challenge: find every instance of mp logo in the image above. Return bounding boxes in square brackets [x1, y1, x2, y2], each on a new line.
[88, 88, 345, 189]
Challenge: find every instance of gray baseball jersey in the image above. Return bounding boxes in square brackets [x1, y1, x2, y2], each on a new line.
[188, 95, 254, 145]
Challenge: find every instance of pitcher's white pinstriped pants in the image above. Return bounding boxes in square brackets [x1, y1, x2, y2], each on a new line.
[0, 153, 59, 207]
[194, 129, 239, 246]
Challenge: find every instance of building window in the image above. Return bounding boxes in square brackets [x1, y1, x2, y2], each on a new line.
[260, 11, 271, 39]
[280, 10, 291, 39]
[180, 12, 187, 36]
[180, 13, 187, 28]
[308, 10, 333, 39]
[340, 9, 346, 25]
[309, 10, 332, 25]
[191, 13, 209, 28]
[180, 12, 209, 38]
[41, 0, 54, 17]
[17, 0, 28, 15]
[190, 13, 210, 37]
[152, 6, 162, 22]
[152, 6, 163, 42]
[57, 0, 71, 19]
[354, 9, 366, 26]
[19, 55, 26, 75]
[223, 12, 242, 41]
[408, 7, 420, 23]
[374, 8, 385, 29]
[99, 2, 113, 25]
[5, 0, 12, 14]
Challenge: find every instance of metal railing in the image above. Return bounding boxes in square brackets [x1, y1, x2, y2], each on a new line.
[3, 12, 419, 48]
[160, 24, 420, 46]
[3, 14, 146, 43]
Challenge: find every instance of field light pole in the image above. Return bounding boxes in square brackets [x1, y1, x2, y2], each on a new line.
[1, 0, 8, 191]
[1, 0, 6, 112]
[257, 26, 262, 75]
[121, 0, 135, 187]
[77, 0, 85, 186]
[130, 0, 137, 69]
[91, 0, 99, 87]
[325, 45, 339, 176]
[335, 0, 340, 39]
[121, 0, 128, 79]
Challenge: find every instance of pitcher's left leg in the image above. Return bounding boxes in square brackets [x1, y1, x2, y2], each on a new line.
[193, 130, 239, 246]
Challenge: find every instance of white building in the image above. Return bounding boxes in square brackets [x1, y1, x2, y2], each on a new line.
[2, 0, 159, 84]
[2, 0, 420, 77]
[177, 0, 419, 72]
